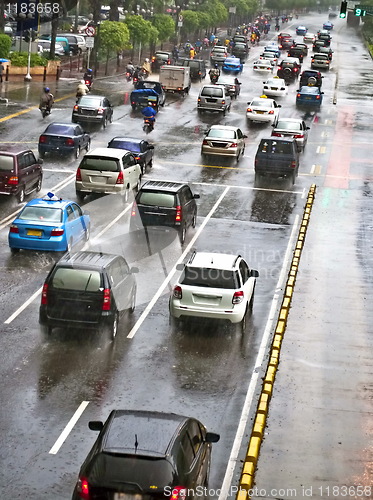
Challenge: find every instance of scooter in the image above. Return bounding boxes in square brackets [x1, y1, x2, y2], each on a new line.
[143, 117, 154, 134]
[125, 71, 133, 82]
[84, 78, 92, 91]
[210, 73, 219, 84]
[39, 104, 51, 118]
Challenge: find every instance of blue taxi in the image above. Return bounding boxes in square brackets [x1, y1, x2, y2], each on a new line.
[222, 56, 243, 73]
[8, 193, 90, 253]
[296, 86, 324, 107]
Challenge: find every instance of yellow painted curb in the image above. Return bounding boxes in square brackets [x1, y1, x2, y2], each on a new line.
[237, 489, 249, 500]
[247, 436, 262, 465]
[243, 461, 255, 476]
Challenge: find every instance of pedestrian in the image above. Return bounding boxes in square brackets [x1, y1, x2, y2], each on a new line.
[0, 63, 4, 83]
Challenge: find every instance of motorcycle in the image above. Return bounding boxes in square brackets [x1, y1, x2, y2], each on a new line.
[143, 117, 154, 134]
[210, 73, 219, 84]
[125, 71, 133, 82]
[39, 104, 51, 118]
[84, 78, 92, 91]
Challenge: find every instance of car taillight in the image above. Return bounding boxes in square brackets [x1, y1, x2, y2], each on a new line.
[173, 285, 182, 299]
[268, 110, 274, 114]
[84, 80, 90, 86]
[9, 224, 19, 233]
[272, 132, 281, 137]
[232, 290, 244, 304]
[202, 139, 208, 145]
[175, 205, 181, 222]
[41, 283, 48, 305]
[97, 107, 104, 114]
[222, 100, 225, 104]
[8, 176, 19, 185]
[134, 156, 140, 161]
[316, 95, 320, 99]
[171, 487, 186, 500]
[73, 104, 79, 111]
[247, 108, 252, 112]
[102, 288, 111, 311]
[197, 98, 201, 103]
[116, 171, 124, 184]
[65, 138, 74, 146]
[131, 202, 137, 216]
[296, 93, 301, 98]
[152, 56, 156, 61]
[291, 161, 297, 169]
[76, 168, 82, 181]
[39, 135, 47, 143]
[77, 477, 90, 499]
[294, 67, 298, 72]
[167, 60, 171, 64]
[294, 134, 304, 138]
[51, 228, 64, 236]
[229, 142, 238, 148]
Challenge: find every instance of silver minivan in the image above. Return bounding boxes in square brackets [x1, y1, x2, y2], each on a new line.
[75, 148, 142, 201]
[197, 84, 231, 114]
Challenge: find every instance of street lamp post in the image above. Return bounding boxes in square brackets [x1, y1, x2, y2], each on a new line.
[24, 29, 32, 81]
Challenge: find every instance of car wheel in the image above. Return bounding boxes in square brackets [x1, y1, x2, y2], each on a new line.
[134, 177, 141, 194]
[67, 238, 73, 252]
[76, 190, 85, 201]
[249, 284, 256, 311]
[17, 187, 25, 203]
[86, 140, 91, 152]
[123, 187, 129, 203]
[109, 112, 113, 123]
[192, 211, 197, 228]
[71, 117, 77, 123]
[75, 146, 81, 159]
[107, 312, 119, 341]
[10, 247, 20, 254]
[39, 151, 45, 159]
[41, 324, 52, 336]
[129, 285, 136, 313]
[84, 224, 90, 242]
[102, 117, 107, 129]
[36, 176, 42, 192]
[291, 170, 296, 185]
[148, 158, 153, 169]
[179, 224, 186, 244]
[240, 306, 248, 333]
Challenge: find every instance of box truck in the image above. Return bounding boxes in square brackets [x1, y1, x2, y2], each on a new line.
[159, 65, 191, 95]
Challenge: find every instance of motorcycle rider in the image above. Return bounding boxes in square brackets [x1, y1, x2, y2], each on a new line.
[83, 68, 93, 85]
[141, 58, 151, 77]
[141, 101, 157, 131]
[76, 80, 89, 99]
[209, 64, 220, 83]
[39, 86, 54, 114]
[126, 60, 135, 75]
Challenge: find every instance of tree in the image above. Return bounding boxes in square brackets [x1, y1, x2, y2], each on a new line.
[99, 20, 131, 73]
[202, 0, 228, 27]
[152, 14, 175, 43]
[180, 10, 199, 38]
[0, 34, 12, 59]
[125, 15, 158, 62]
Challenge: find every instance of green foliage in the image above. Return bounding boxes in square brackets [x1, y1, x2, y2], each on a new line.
[152, 14, 175, 42]
[203, 0, 228, 25]
[0, 34, 12, 59]
[196, 11, 212, 30]
[60, 22, 72, 31]
[99, 20, 131, 52]
[9, 52, 48, 67]
[180, 10, 199, 35]
[125, 15, 156, 45]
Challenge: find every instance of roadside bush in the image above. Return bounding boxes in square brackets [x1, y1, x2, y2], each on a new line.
[9, 52, 48, 67]
[0, 34, 12, 59]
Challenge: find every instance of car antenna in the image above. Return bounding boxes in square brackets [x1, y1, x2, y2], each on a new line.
[134, 433, 138, 452]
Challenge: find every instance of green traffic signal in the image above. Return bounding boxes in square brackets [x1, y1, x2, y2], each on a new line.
[340, 0, 347, 17]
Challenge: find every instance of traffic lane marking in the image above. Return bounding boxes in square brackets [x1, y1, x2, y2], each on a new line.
[49, 401, 90, 454]
[0, 93, 76, 123]
[218, 213, 301, 499]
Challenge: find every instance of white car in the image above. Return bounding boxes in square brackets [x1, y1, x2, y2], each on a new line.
[201, 125, 247, 161]
[262, 77, 288, 97]
[246, 96, 281, 124]
[259, 51, 278, 65]
[303, 32, 316, 43]
[253, 59, 273, 73]
[169, 251, 259, 330]
[37, 40, 65, 57]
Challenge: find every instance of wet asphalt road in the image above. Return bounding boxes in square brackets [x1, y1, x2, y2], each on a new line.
[0, 11, 372, 500]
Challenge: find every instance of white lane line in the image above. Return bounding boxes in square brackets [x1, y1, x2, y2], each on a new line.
[126, 186, 230, 339]
[218, 214, 300, 500]
[4, 203, 132, 324]
[43, 168, 75, 173]
[49, 401, 90, 454]
[4, 286, 43, 324]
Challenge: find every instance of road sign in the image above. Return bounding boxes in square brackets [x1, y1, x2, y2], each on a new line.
[178, 14, 183, 21]
[85, 37, 94, 48]
[85, 26, 96, 36]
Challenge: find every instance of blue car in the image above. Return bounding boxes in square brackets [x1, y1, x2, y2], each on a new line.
[38, 122, 91, 159]
[296, 85, 324, 107]
[222, 56, 243, 73]
[323, 21, 334, 30]
[263, 44, 281, 58]
[296, 26, 307, 35]
[9, 193, 90, 253]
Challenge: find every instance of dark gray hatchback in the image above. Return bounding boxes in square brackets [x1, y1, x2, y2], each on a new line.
[71, 410, 220, 500]
[254, 137, 300, 183]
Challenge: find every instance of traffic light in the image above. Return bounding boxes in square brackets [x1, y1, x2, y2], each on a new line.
[339, 0, 347, 18]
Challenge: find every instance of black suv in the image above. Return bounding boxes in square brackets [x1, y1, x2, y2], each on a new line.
[72, 95, 113, 128]
[277, 58, 301, 82]
[130, 181, 199, 244]
[39, 251, 137, 339]
[175, 57, 207, 80]
[255, 137, 300, 184]
[287, 45, 304, 62]
[71, 410, 220, 500]
[299, 69, 323, 87]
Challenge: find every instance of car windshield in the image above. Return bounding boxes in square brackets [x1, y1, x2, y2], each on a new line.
[201, 87, 223, 97]
[109, 141, 141, 152]
[0, 155, 14, 171]
[46, 124, 75, 135]
[181, 267, 239, 289]
[79, 157, 119, 172]
[78, 96, 102, 107]
[259, 140, 293, 154]
[51, 268, 101, 291]
[138, 191, 175, 208]
[19, 206, 63, 222]
[207, 129, 236, 139]
[276, 121, 301, 131]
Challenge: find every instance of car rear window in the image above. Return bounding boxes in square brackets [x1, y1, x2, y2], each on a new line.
[181, 267, 239, 289]
[51, 268, 101, 291]
[201, 87, 223, 98]
[259, 140, 294, 155]
[188, 61, 203, 69]
[276, 121, 301, 131]
[19, 206, 62, 222]
[137, 191, 175, 208]
[79, 156, 119, 172]
[46, 124, 74, 135]
[0, 155, 14, 171]
[109, 140, 140, 152]
[208, 129, 236, 139]
[78, 96, 102, 107]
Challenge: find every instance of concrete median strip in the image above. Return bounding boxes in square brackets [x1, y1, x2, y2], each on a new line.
[236, 184, 317, 497]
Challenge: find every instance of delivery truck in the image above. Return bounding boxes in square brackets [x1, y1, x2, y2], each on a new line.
[159, 65, 191, 95]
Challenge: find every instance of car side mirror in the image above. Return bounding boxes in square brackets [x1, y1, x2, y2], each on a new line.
[306, 126, 310, 130]
[206, 432, 220, 443]
[38, 158, 44, 164]
[130, 266, 139, 274]
[149, 145, 154, 150]
[321, 92, 324, 94]
[251, 269, 259, 278]
[89, 421, 103, 431]
[193, 193, 200, 199]
[243, 134, 248, 138]
[277, 104, 282, 108]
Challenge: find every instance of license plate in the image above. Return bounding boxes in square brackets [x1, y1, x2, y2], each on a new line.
[27, 229, 42, 236]
[271, 87, 278, 90]
[255, 110, 265, 114]
[114, 494, 142, 500]
[304, 96, 312, 100]
[91, 176, 106, 183]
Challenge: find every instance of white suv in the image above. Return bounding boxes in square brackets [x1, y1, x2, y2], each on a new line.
[169, 252, 259, 330]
